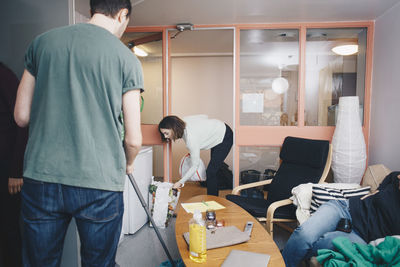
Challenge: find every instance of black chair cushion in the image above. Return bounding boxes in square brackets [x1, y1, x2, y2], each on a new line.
[280, 136, 329, 169]
[266, 162, 325, 204]
[226, 194, 296, 219]
[226, 194, 268, 217]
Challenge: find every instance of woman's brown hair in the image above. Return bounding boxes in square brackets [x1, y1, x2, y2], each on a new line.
[158, 115, 186, 142]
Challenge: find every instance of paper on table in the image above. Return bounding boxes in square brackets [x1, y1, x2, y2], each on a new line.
[181, 201, 225, 213]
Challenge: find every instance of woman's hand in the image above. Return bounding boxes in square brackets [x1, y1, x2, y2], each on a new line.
[173, 182, 183, 190]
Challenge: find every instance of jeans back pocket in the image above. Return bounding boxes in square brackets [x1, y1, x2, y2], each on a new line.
[21, 178, 46, 220]
[77, 188, 123, 222]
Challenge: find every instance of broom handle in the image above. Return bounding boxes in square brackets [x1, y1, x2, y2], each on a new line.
[127, 174, 176, 267]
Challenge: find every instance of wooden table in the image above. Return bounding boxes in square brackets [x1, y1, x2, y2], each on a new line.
[175, 195, 285, 266]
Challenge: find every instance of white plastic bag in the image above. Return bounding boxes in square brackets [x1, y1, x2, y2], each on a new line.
[148, 180, 180, 228]
[179, 153, 207, 182]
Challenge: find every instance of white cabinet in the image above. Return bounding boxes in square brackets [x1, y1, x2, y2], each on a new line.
[121, 146, 153, 236]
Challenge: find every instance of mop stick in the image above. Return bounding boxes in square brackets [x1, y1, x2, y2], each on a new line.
[127, 174, 176, 267]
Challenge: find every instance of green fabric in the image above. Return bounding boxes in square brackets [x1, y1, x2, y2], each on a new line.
[317, 236, 400, 267]
[23, 23, 143, 191]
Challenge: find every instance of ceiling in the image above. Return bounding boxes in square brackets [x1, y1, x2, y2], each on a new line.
[75, 0, 400, 27]
[75, 0, 399, 75]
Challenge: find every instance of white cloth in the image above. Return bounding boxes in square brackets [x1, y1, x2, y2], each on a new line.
[369, 235, 400, 246]
[290, 182, 361, 224]
[179, 115, 226, 184]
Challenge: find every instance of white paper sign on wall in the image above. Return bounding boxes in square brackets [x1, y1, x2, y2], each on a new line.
[242, 93, 264, 113]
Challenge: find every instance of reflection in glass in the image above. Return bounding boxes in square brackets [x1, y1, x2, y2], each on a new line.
[305, 28, 367, 126]
[121, 32, 163, 125]
[152, 145, 164, 179]
[239, 146, 280, 184]
[240, 29, 299, 126]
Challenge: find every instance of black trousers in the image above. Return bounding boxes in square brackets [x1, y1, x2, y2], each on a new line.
[0, 171, 22, 267]
[206, 124, 233, 196]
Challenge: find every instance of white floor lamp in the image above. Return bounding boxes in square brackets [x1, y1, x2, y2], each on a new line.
[331, 96, 366, 184]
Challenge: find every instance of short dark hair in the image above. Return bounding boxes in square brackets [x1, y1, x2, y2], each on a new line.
[158, 116, 186, 142]
[90, 0, 132, 18]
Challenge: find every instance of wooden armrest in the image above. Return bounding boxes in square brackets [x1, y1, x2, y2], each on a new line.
[231, 179, 273, 195]
[266, 198, 293, 222]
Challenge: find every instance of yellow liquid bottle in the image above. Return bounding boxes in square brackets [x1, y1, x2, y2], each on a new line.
[189, 210, 207, 263]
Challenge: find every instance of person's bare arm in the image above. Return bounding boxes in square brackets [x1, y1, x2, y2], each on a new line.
[14, 70, 35, 127]
[123, 90, 142, 174]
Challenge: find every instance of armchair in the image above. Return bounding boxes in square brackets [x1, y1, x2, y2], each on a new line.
[226, 136, 332, 238]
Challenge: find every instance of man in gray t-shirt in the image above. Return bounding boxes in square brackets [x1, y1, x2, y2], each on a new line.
[14, 0, 143, 265]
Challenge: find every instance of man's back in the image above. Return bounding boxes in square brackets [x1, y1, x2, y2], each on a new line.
[24, 23, 143, 191]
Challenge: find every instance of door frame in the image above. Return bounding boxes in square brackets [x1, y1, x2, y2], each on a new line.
[165, 26, 236, 182]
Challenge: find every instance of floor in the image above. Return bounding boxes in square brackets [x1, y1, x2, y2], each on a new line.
[115, 182, 292, 267]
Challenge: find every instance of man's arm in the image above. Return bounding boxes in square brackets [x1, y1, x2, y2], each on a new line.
[0, 64, 29, 194]
[14, 70, 35, 127]
[122, 89, 142, 174]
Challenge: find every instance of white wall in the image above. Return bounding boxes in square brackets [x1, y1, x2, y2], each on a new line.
[140, 57, 163, 125]
[369, 2, 400, 170]
[171, 56, 234, 180]
[0, 0, 70, 77]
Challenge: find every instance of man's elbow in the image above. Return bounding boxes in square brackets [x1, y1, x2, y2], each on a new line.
[124, 136, 142, 151]
[14, 111, 29, 127]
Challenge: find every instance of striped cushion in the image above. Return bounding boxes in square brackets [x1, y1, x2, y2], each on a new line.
[310, 186, 371, 214]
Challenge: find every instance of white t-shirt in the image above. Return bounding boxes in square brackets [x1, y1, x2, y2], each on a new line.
[179, 115, 226, 184]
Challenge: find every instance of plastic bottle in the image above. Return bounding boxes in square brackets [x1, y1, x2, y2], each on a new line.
[189, 209, 207, 263]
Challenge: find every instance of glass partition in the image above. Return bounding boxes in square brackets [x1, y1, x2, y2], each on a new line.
[240, 29, 299, 126]
[305, 28, 367, 126]
[239, 146, 280, 184]
[121, 32, 163, 125]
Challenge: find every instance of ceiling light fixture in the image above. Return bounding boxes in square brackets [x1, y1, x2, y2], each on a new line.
[272, 66, 289, 94]
[133, 46, 148, 57]
[332, 44, 358, 56]
[171, 23, 194, 39]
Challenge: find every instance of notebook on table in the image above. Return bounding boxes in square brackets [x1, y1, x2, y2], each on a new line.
[221, 249, 270, 267]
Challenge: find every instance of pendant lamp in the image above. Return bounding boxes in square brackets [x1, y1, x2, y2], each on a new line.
[272, 67, 289, 94]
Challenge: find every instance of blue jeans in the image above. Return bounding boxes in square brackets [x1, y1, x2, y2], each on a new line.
[282, 200, 366, 267]
[21, 178, 124, 267]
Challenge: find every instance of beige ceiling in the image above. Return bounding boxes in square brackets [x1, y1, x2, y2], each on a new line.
[75, 0, 400, 26]
[74, 0, 397, 74]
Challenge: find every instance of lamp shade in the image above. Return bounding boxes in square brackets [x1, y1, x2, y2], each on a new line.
[331, 96, 366, 184]
[272, 77, 289, 94]
[133, 46, 148, 57]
